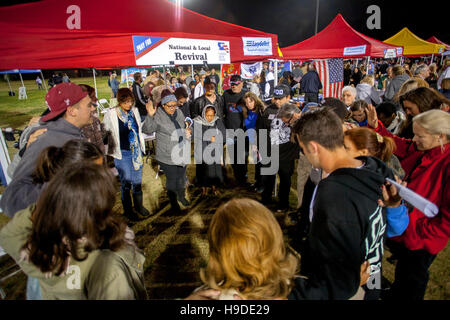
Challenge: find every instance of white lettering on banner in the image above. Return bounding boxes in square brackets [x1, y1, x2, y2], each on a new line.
[66, 265, 81, 290]
[66, 5, 81, 30]
[343, 45, 367, 56]
[242, 37, 273, 56]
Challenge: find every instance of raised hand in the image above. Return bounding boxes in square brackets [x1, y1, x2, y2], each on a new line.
[367, 104, 378, 129]
[146, 100, 157, 117]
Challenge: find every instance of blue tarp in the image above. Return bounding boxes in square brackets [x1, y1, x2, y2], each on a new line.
[0, 69, 41, 74]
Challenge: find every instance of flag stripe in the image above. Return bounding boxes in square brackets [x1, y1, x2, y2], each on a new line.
[314, 58, 344, 99]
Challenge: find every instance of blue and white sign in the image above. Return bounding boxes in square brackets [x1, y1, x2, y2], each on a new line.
[384, 48, 397, 58]
[242, 37, 273, 56]
[241, 62, 263, 79]
[343, 45, 367, 56]
[134, 36, 230, 66]
[133, 36, 164, 57]
[396, 47, 403, 56]
[120, 68, 148, 84]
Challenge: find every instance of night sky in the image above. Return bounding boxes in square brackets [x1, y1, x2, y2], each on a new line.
[181, 0, 449, 47]
[2, 0, 448, 47]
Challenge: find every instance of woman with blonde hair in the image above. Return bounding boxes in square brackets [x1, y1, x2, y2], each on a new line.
[367, 108, 450, 300]
[394, 77, 430, 103]
[199, 198, 298, 300]
[356, 75, 382, 106]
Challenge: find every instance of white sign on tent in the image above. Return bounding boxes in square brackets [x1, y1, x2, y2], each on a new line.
[133, 36, 230, 66]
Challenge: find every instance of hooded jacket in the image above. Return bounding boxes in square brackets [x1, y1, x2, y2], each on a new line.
[0, 117, 83, 217]
[0, 205, 147, 300]
[356, 83, 382, 106]
[192, 105, 226, 166]
[383, 74, 410, 101]
[289, 156, 393, 300]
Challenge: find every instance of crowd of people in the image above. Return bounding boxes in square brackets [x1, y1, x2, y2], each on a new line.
[0, 57, 449, 301]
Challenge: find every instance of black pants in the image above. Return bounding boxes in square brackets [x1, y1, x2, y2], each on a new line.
[387, 245, 437, 300]
[261, 159, 294, 208]
[228, 137, 248, 184]
[304, 92, 319, 103]
[159, 162, 186, 195]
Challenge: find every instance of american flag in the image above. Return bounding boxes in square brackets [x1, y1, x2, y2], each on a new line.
[314, 58, 344, 99]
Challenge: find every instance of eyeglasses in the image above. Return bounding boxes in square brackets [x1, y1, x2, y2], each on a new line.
[165, 104, 178, 109]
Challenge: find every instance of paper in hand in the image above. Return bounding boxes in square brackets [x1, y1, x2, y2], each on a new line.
[386, 178, 439, 218]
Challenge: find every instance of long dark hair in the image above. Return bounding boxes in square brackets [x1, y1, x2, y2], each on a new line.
[32, 139, 103, 184]
[26, 163, 126, 276]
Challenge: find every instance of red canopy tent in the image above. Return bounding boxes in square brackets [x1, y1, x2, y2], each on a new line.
[0, 0, 279, 69]
[427, 36, 450, 52]
[280, 14, 401, 60]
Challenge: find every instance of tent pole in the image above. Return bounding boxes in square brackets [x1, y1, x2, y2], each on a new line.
[163, 65, 167, 89]
[430, 53, 434, 65]
[191, 64, 194, 81]
[18, 71, 25, 88]
[92, 68, 98, 98]
[366, 56, 370, 73]
[274, 60, 278, 86]
[6, 76, 13, 93]
[40, 71, 48, 91]
[126, 69, 130, 88]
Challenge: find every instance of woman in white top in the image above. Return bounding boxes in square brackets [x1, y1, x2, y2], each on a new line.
[102, 88, 150, 220]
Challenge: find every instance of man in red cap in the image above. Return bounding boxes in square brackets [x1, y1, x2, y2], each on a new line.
[0, 82, 95, 217]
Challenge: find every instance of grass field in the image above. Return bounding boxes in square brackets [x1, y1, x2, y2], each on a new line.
[0, 76, 448, 300]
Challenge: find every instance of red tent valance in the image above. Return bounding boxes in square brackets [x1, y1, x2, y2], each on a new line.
[0, 0, 279, 69]
[281, 14, 401, 60]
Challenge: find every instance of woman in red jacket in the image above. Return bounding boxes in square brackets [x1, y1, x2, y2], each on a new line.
[367, 106, 450, 300]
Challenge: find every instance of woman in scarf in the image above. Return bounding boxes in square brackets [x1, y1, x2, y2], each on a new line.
[193, 105, 226, 196]
[102, 88, 150, 221]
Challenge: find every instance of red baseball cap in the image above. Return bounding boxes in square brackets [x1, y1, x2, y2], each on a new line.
[42, 83, 88, 122]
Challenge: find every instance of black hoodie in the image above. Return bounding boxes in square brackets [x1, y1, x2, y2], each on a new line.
[288, 156, 394, 300]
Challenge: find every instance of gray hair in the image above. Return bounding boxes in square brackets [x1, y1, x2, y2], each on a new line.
[413, 109, 450, 139]
[278, 103, 301, 119]
[342, 86, 357, 97]
[414, 64, 429, 76]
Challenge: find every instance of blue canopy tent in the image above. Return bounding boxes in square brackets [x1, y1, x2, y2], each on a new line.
[0, 69, 45, 96]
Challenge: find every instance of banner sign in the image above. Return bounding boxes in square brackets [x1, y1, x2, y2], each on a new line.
[343, 45, 367, 56]
[134, 36, 230, 66]
[120, 68, 148, 84]
[242, 37, 273, 56]
[384, 48, 397, 58]
[241, 62, 263, 79]
[396, 47, 403, 56]
[221, 63, 241, 91]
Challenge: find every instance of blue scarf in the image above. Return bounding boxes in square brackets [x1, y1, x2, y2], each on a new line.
[117, 108, 143, 170]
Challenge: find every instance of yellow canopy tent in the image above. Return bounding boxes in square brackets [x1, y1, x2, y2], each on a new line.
[384, 27, 445, 56]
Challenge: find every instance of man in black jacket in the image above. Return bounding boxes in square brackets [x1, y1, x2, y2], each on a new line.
[132, 72, 148, 119]
[223, 75, 248, 185]
[300, 63, 322, 103]
[288, 108, 393, 300]
[260, 84, 299, 212]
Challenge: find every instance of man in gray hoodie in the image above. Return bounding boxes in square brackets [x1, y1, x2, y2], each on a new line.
[0, 83, 94, 217]
[383, 65, 410, 102]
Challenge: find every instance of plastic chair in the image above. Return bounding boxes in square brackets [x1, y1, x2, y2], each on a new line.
[97, 98, 111, 114]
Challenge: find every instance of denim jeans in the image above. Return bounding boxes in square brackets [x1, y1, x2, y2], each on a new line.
[114, 150, 143, 195]
[26, 276, 42, 300]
